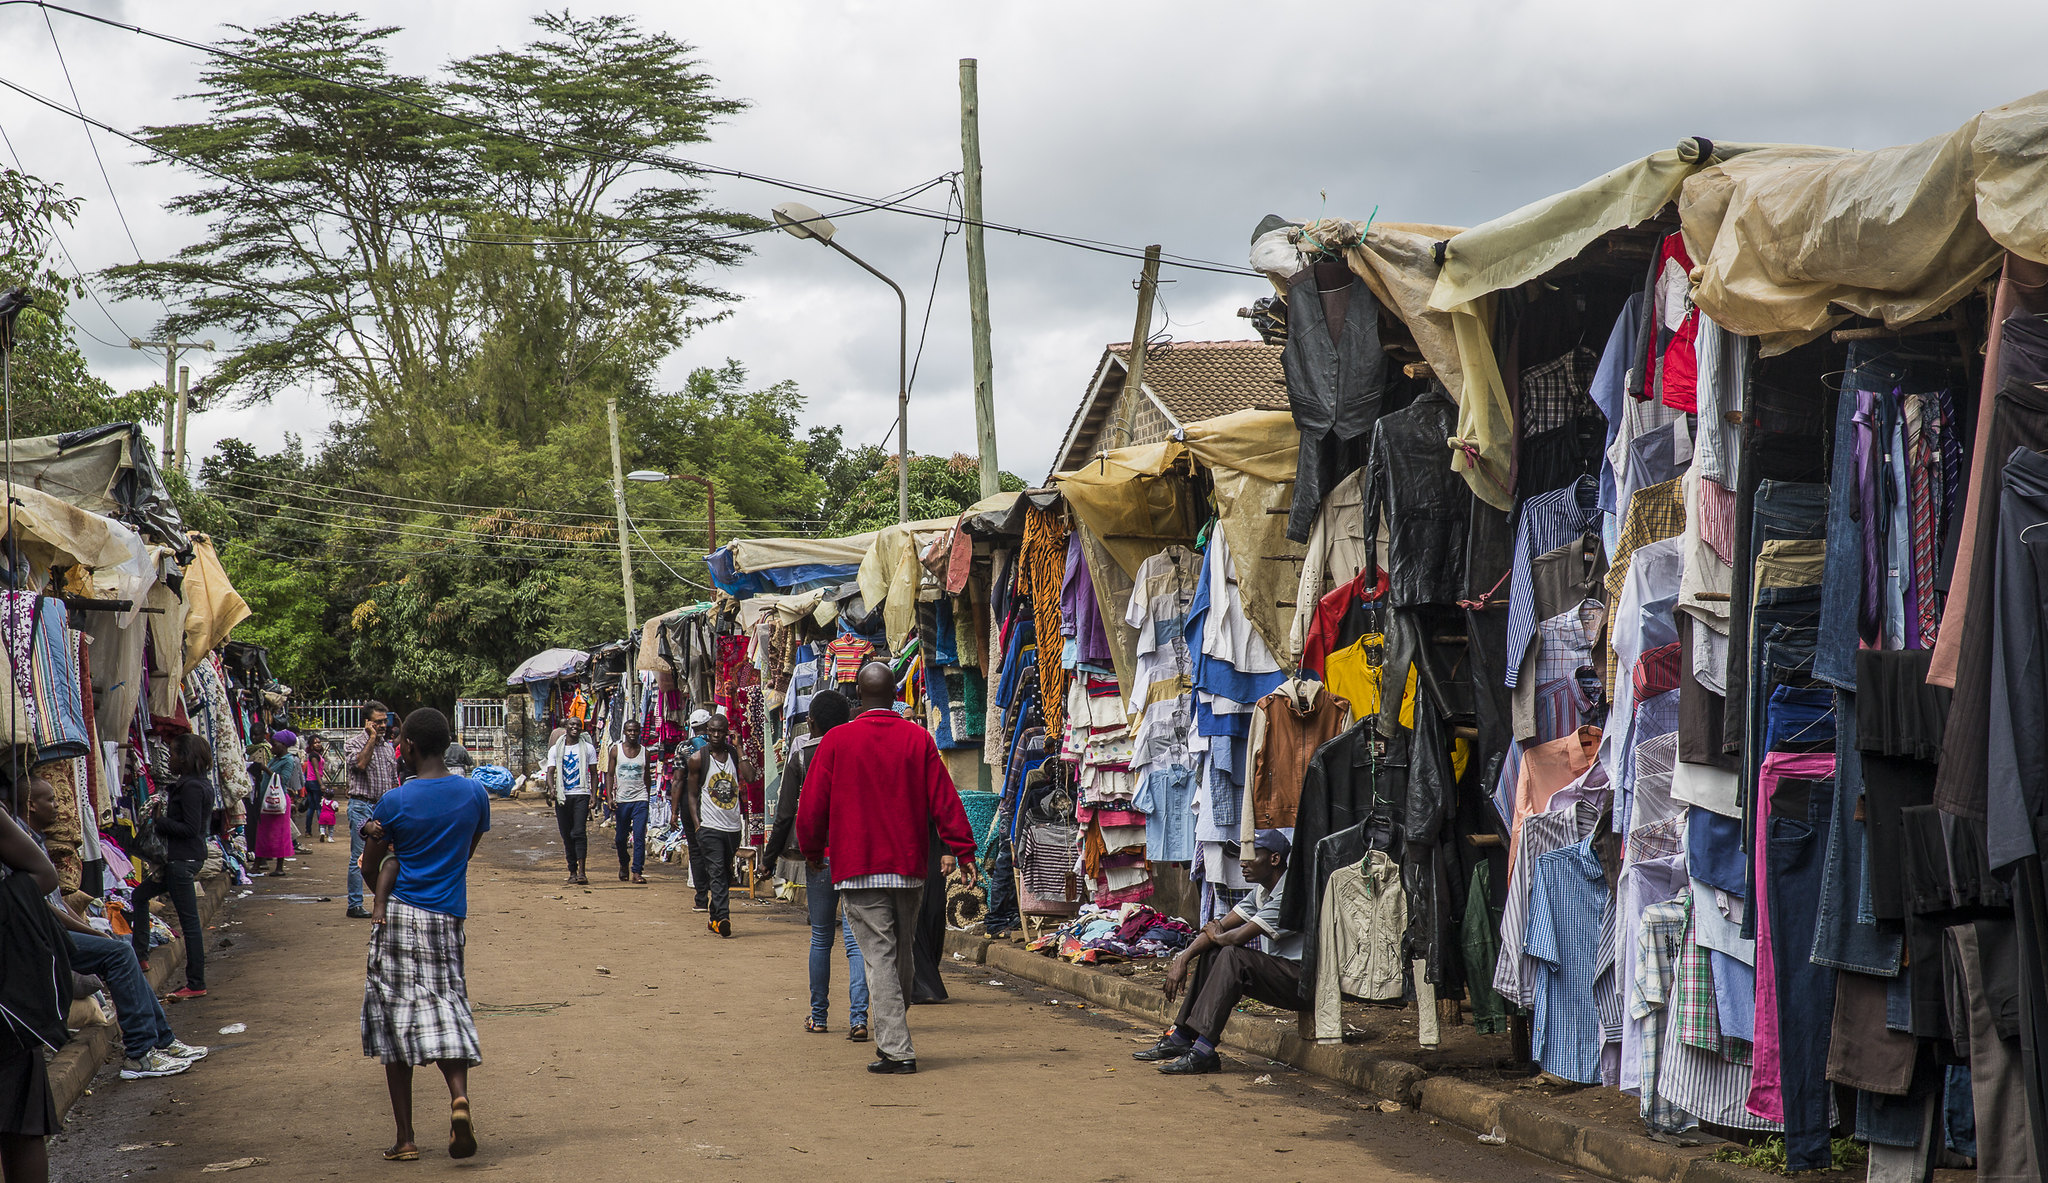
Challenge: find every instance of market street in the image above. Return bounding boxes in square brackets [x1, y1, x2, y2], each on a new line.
[53, 801, 1573, 1183]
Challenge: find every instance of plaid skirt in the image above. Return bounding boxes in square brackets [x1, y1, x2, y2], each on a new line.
[362, 899, 482, 1066]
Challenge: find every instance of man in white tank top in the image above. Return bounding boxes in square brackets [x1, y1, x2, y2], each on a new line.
[679, 713, 757, 936]
[606, 720, 652, 884]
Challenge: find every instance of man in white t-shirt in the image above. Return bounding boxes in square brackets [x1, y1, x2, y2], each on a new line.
[679, 713, 757, 937]
[605, 721, 652, 884]
[544, 719, 598, 885]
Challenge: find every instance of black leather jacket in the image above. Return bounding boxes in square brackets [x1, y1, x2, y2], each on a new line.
[1364, 387, 1469, 608]
[1283, 267, 1386, 542]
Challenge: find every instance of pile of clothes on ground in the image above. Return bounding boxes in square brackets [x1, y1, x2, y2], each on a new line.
[1027, 903, 1196, 964]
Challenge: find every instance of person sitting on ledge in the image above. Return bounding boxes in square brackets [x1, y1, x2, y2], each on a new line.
[1136, 829, 1302, 1076]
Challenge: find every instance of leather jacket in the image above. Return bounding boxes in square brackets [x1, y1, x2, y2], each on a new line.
[1281, 715, 1409, 935]
[1364, 387, 1469, 608]
[1283, 266, 1386, 543]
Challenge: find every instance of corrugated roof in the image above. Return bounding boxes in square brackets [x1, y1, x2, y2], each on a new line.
[1051, 340, 1288, 477]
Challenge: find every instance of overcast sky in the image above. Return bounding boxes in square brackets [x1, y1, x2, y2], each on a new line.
[6, 0, 2046, 484]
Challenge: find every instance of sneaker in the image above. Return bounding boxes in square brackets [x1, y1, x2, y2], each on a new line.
[347, 906, 373, 919]
[709, 919, 732, 938]
[162, 1039, 209, 1061]
[1158, 1049, 1222, 1076]
[692, 900, 708, 913]
[121, 1049, 193, 1079]
[166, 986, 208, 1002]
[1132, 1034, 1193, 1062]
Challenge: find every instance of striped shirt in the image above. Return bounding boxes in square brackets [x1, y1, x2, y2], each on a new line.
[837, 873, 923, 890]
[1658, 902, 1780, 1131]
[1631, 893, 1697, 1133]
[1526, 833, 1612, 1085]
[1505, 476, 1602, 688]
[1494, 799, 1603, 1007]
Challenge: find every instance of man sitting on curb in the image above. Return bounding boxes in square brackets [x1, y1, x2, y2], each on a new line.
[1136, 829, 1302, 1076]
[21, 776, 208, 1081]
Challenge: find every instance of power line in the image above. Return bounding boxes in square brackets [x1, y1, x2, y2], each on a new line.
[9, 1, 1258, 277]
[0, 116, 139, 346]
[210, 469, 832, 528]
[40, 7, 142, 262]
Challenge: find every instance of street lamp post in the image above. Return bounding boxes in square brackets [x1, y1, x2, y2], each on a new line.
[770, 202, 909, 523]
[626, 470, 716, 552]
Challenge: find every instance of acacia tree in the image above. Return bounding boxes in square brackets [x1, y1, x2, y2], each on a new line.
[104, 11, 756, 455]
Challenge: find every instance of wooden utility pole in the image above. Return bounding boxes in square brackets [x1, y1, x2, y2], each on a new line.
[173, 365, 191, 473]
[606, 397, 638, 634]
[129, 336, 213, 466]
[960, 58, 1000, 498]
[1122, 246, 1163, 432]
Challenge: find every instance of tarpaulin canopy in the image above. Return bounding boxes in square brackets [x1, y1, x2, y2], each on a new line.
[1052, 441, 1199, 578]
[855, 516, 969, 653]
[1181, 410, 1303, 659]
[180, 534, 251, 677]
[507, 647, 590, 685]
[7, 423, 191, 555]
[733, 532, 879, 573]
[1684, 90, 2048, 353]
[1419, 139, 1781, 507]
[1, 481, 145, 580]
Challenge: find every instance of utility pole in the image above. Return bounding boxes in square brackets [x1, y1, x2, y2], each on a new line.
[606, 397, 638, 634]
[129, 336, 213, 467]
[173, 365, 191, 473]
[959, 58, 1000, 498]
[1122, 246, 1163, 442]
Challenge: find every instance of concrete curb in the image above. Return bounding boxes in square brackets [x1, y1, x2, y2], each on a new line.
[943, 930, 1771, 1183]
[48, 872, 234, 1120]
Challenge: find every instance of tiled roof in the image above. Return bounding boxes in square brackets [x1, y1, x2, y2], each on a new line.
[1051, 339, 1288, 476]
[1105, 339, 1289, 423]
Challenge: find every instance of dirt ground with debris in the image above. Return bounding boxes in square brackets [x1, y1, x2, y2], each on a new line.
[55, 800, 1589, 1182]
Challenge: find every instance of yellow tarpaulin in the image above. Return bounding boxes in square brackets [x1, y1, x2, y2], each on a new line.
[1181, 411, 1304, 660]
[181, 534, 250, 677]
[1052, 441, 1199, 578]
[1684, 91, 2048, 353]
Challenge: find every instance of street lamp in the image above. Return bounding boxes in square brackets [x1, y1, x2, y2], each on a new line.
[627, 470, 717, 552]
[771, 201, 910, 523]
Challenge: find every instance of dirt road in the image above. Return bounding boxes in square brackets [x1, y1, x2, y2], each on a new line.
[56, 800, 1579, 1182]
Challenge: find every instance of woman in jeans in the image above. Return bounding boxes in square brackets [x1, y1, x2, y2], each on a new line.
[132, 732, 214, 1000]
[761, 690, 869, 1040]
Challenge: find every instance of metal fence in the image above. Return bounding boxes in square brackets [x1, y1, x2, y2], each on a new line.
[455, 698, 509, 768]
[295, 700, 369, 734]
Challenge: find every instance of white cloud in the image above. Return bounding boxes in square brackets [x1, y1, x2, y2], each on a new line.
[8, 0, 2046, 481]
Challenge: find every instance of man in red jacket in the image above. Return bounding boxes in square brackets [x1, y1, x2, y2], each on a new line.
[797, 661, 977, 1074]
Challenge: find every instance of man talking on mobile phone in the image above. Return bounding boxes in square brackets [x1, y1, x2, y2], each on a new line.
[344, 701, 403, 919]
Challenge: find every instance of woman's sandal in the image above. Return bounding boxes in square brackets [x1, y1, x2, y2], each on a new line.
[805, 1017, 829, 1033]
[847, 1023, 870, 1043]
[382, 1145, 419, 1162]
[450, 1098, 477, 1159]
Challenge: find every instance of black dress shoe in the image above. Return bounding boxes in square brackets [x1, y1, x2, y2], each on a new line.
[1132, 1036, 1193, 1062]
[346, 906, 373, 919]
[1157, 1049, 1222, 1075]
[867, 1054, 918, 1075]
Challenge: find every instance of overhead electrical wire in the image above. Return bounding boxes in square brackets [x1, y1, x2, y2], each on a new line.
[0, 116, 140, 347]
[39, 7, 143, 262]
[4, 0, 1258, 277]
[210, 470, 832, 529]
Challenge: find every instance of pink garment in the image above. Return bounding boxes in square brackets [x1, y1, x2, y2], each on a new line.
[251, 808, 296, 860]
[1746, 751, 1836, 1124]
[1508, 726, 1602, 869]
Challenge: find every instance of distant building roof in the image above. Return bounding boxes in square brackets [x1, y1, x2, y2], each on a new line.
[1050, 339, 1288, 477]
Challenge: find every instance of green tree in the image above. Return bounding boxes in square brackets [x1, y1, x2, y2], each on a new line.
[830, 453, 1026, 535]
[0, 167, 160, 437]
[215, 540, 339, 693]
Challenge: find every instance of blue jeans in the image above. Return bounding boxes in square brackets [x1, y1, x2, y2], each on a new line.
[807, 864, 869, 1028]
[1769, 781, 1840, 1173]
[614, 800, 649, 875]
[69, 931, 174, 1060]
[1813, 693, 1903, 975]
[346, 797, 374, 909]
